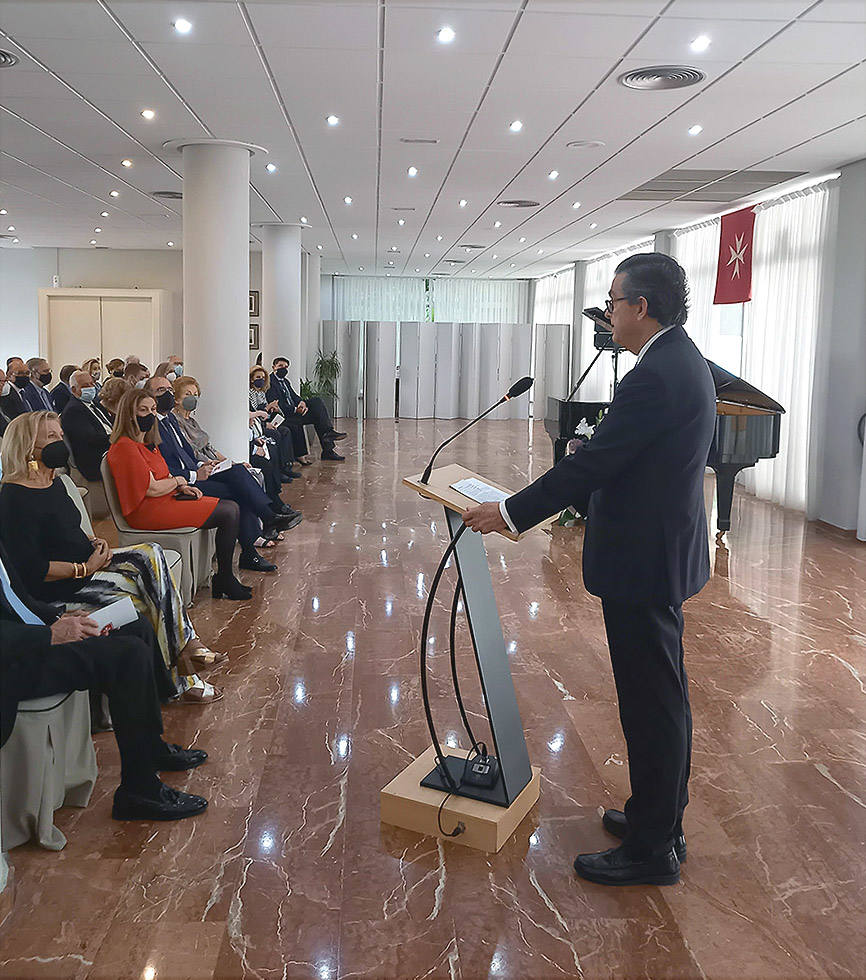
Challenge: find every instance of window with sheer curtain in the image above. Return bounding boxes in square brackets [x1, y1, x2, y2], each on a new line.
[532, 270, 574, 326]
[576, 239, 652, 400]
[332, 276, 425, 321]
[432, 278, 530, 323]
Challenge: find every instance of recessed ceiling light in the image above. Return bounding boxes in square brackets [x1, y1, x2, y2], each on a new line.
[397, 218, 405, 226]
[387, 260, 394, 266]
[436, 26, 455, 44]
[688, 123, 703, 136]
[589, 222, 598, 229]
[166, 241, 174, 247]
[471, 269, 476, 273]
[109, 190, 120, 198]
[326, 114, 340, 126]
[0, 209, 6, 215]
[344, 196, 353, 205]
[386, 273, 391, 277]
[548, 170, 559, 180]
[509, 120, 523, 133]
[89, 239, 97, 245]
[11, 237, 19, 244]
[436, 235, 443, 241]
[351, 233, 358, 240]
[317, 244, 323, 250]
[537, 248, 543, 254]
[571, 200, 581, 209]
[173, 18, 192, 34]
[94, 227, 102, 233]
[100, 211, 109, 217]
[510, 263, 515, 267]
[300, 216, 308, 223]
[459, 199, 467, 208]
[424, 252, 430, 257]
[519, 236, 526, 243]
[414, 268, 420, 272]
[121, 159, 133, 168]
[492, 254, 498, 259]
[493, 220, 501, 228]
[690, 34, 711, 53]
[6, 225, 14, 231]
[140, 108, 156, 120]
[407, 166, 418, 177]
[358, 266, 364, 271]
[266, 163, 277, 173]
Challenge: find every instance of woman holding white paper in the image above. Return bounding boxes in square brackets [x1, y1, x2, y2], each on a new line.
[0, 411, 225, 704]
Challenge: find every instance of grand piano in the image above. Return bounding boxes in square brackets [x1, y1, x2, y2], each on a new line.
[544, 360, 784, 534]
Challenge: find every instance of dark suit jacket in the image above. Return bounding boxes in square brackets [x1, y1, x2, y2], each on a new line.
[0, 543, 62, 747]
[0, 385, 26, 421]
[51, 383, 72, 413]
[21, 381, 54, 412]
[61, 397, 110, 481]
[267, 373, 300, 417]
[157, 414, 201, 481]
[506, 326, 716, 606]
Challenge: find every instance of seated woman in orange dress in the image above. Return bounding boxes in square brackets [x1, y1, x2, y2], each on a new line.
[107, 388, 252, 601]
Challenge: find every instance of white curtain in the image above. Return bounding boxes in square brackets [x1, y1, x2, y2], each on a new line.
[577, 239, 651, 400]
[532, 270, 574, 327]
[432, 278, 529, 323]
[671, 219, 719, 356]
[332, 276, 425, 321]
[740, 181, 839, 512]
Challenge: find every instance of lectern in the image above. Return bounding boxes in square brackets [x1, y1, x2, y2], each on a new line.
[379, 462, 542, 852]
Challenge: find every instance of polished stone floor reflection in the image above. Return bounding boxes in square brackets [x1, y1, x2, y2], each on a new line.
[2, 419, 864, 979]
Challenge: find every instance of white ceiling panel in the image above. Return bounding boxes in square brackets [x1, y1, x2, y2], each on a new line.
[108, 1, 252, 46]
[666, 1, 809, 20]
[507, 10, 655, 59]
[384, 4, 518, 56]
[0, 1, 120, 40]
[765, 116, 866, 170]
[750, 19, 866, 63]
[245, 2, 379, 51]
[801, 1, 866, 21]
[627, 16, 789, 62]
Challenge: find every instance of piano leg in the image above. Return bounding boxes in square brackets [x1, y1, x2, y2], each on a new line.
[711, 464, 745, 533]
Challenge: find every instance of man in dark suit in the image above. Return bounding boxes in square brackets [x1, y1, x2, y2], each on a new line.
[268, 356, 347, 462]
[60, 370, 110, 481]
[20, 357, 56, 412]
[0, 543, 210, 821]
[144, 377, 300, 572]
[464, 253, 716, 886]
[50, 364, 78, 413]
[4, 357, 31, 418]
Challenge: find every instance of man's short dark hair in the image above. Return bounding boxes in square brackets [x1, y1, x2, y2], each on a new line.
[60, 364, 78, 384]
[615, 252, 689, 330]
[272, 356, 289, 367]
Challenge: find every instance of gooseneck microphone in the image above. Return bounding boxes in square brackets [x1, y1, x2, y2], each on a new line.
[419, 376, 533, 485]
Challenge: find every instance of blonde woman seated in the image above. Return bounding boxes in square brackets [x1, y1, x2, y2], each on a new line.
[0, 411, 225, 704]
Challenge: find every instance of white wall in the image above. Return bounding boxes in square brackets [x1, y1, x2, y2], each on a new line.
[0, 246, 264, 368]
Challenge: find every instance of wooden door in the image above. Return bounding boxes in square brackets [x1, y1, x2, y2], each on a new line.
[45, 296, 101, 369]
[99, 296, 154, 367]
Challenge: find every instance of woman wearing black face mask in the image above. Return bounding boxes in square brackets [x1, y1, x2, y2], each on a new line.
[248, 365, 301, 476]
[0, 411, 226, 703]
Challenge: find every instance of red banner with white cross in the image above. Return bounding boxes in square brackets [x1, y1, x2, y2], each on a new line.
[713, 206, 757, 305]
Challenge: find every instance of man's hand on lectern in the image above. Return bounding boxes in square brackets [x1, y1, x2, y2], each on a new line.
[462, 502, 508, 535]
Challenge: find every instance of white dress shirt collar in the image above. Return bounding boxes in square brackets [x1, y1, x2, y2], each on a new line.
[635, 325, 674, 366]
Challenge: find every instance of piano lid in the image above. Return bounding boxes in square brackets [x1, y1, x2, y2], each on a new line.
[706, 360, 785, 414]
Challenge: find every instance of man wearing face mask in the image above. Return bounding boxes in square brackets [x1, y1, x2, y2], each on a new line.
[2, 359, 28, 421]
[165, 355, 183, 382]
[268, 356, 347, 462]
[61, 371, 111, 482]
[124, 363, 150, 389]
[20, 358, 56, 412]
[50, 364, 79, 414]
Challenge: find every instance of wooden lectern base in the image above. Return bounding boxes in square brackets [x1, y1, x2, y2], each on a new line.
[380, 746, 541, 853]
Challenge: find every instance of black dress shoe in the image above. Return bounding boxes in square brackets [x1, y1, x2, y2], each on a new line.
[321, 448, 345, 461]
[112, 782, 208, 821]
[266, 513, 300, 531]
[280, 473, 293, 484]
[574, 844, 680, 886]
[239, 550, 277, 572]
[155, 743, 208, 771]
[328, 430, 347, 441]
[211, 573, 252, 600]
[602, 809, 687, 862]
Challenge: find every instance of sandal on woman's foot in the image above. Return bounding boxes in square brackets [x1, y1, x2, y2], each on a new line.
[178, 679, 223, 704]
[188, 647, 229, 668]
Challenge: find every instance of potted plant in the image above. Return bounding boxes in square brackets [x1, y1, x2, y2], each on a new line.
[307, 348, 341, 419]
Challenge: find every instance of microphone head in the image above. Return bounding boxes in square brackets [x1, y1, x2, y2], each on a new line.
[506, 376, 533, 399]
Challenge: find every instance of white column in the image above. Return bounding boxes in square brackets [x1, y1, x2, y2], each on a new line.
[570, 260, 588, 389]
[305, 251, 321, 379]
[169, 138, 264, 462]
[260, 223, 303, 381]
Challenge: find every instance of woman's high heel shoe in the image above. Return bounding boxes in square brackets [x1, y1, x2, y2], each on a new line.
[211, 573, 252, 600]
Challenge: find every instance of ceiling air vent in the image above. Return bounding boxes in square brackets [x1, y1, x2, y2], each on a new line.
[400, 137, 439, 144]
[459, 244, 485, 250]
[152, 190, 182, 200]
[0, 50, 20, 68]
[618, 66, 705, 91]
[391, 207, 416, 212]
[497, 199, 539, 208]
[567, 139, 606, 149]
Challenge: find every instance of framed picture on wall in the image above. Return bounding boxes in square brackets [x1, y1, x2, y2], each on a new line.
[249, 323, 260, 349]
[249, 290, 260, 317]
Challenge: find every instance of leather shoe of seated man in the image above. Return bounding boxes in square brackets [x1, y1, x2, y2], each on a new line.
[574, 843, 680, 886]
[603, 809, 687, 862]
[112, 781, 208, 821]
[321, 447, 345, 461]
[327, 429, 347, 441]
[266, 512, 302, 531]
[155, 742, 208, 771]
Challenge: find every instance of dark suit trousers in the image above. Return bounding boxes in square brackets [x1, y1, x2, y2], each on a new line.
[21, 618, 165, 792]
[196, 464, 275, 549]
[601, 599, 692, 856]
[280, 396, 335, 452]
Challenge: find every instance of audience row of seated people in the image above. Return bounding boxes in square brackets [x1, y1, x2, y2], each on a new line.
[0, 350, 349, 826]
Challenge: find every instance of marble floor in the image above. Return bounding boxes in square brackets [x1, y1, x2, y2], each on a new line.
[1, 419, 864, 980]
